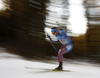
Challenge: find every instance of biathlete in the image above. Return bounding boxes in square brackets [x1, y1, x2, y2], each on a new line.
[47, 27, 73, 70]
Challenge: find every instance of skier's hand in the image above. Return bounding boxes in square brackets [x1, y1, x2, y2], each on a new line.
[47, 34, 52, 41]
[56, 21, 59, 25]
[56, 21, 60, 26]
[47, 34, 51, 39]
[56, 21, 58, 23]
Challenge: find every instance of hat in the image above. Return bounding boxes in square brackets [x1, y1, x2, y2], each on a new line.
[51, 28, 57, 32]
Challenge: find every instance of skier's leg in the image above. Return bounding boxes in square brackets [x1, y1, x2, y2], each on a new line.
[58, 44, 73, 62]
[58, 48, 68, 63]
[55, 45, 68, 70]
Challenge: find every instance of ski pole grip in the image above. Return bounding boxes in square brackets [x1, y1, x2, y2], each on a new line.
[47, 34, 51, 40]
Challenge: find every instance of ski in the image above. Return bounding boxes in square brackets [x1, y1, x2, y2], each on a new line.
[25, 67, 70, 72]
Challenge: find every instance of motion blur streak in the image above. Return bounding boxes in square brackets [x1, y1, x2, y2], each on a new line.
[0, 0, 100, 61]
[0, 0, 10, 11]
[45, 0, 88, 37]
[0, 0, 11, 17]
[68, 0, 88, 36]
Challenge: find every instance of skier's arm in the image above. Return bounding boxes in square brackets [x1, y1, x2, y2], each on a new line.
[60, 30, 73, 41]
[47, 34, 59, 43]
[51, 40, 59, 43]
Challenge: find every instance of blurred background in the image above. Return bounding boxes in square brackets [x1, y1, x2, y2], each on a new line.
[0, 0, 100, 63]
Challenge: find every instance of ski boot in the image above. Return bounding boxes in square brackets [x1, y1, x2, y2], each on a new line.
[54, 66, 63, 71]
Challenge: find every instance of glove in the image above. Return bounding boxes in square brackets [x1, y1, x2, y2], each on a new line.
[47, 34, 51, 40]
[47, 34, 50, 38]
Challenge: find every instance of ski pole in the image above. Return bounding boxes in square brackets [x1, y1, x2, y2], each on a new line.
[49, 40, 58, 53]
[47, 34, 58, 53]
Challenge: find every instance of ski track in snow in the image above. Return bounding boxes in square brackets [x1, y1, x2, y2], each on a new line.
[0, 51, 100, 78]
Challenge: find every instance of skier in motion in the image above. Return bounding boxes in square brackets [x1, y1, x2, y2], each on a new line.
[47, 26, 73, 70]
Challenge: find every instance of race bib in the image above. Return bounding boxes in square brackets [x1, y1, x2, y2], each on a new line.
[59, 39, 68, 44]
[66, 45, 72, 51]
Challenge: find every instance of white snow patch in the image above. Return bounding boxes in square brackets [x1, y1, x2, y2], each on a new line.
[0, 52, 100, 78]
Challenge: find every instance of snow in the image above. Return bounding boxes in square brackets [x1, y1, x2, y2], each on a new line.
[0, 49, 100, 78]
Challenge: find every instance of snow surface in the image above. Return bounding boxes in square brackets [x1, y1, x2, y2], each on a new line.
[0, 48, 100, 78]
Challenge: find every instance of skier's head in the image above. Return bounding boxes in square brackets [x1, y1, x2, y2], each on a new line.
[51, 27, 58, 36]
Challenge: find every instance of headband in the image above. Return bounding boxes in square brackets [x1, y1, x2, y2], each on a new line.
[51, 29, 57, 32]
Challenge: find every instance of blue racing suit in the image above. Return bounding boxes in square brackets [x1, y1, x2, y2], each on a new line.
[50, 30, 73, 63]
